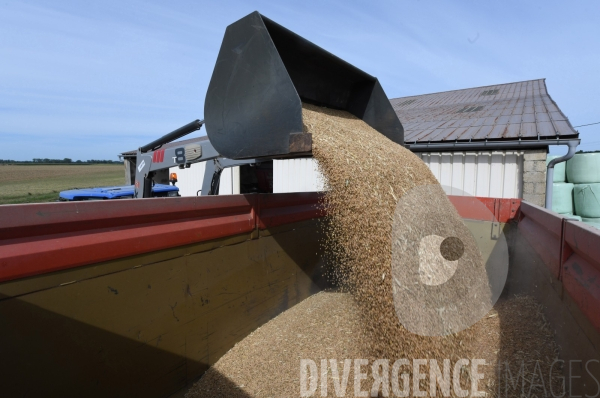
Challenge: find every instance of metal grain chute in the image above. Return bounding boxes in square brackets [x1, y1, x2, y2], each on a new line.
[204, 11, 404, 159]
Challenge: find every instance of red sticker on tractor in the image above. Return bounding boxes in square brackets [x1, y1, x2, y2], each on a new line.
[152, 149, 165, 163]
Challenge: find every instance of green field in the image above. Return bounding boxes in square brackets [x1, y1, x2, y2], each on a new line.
[0, 164, 124, 204]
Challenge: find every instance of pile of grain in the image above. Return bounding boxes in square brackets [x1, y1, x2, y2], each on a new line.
[186, 291, 367, 398]
[468, 295, 563, 396]
[186, 292, 561, 397]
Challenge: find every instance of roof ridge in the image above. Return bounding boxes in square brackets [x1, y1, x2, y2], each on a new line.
[389, 78, 546, 100]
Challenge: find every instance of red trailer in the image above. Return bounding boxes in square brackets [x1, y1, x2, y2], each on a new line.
[1, 193, 599, 397]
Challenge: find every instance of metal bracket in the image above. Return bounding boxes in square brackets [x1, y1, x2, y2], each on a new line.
[491, 221, 500, 240]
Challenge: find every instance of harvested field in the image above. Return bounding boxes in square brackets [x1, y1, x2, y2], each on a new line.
[0, 164, 123, 204]
[186, 292, 560, 397]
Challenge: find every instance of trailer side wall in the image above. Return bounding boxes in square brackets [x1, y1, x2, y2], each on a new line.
[0, 194, 326, 397]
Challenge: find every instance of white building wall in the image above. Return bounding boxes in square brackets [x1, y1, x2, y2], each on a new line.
[172, 159, 323, 196]
[273, 158, 325, 193]
[416, 151, 524, 198]
[217, 167, 240, 195]
[170, 163, 205, 197]
[169, 163, 239, 196]
[170, 152, 522, 198]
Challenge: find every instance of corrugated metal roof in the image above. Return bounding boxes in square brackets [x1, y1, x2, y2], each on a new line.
[121, 135, 209, 157]
[390, 79, 578, 143]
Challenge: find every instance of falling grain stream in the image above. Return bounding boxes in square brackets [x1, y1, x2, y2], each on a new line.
[187, 105, 561, 397]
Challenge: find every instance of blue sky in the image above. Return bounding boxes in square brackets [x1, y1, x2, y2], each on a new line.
[1, 0, 598, 160]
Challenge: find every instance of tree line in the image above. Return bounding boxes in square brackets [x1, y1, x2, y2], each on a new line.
[0, 158, 121, 164]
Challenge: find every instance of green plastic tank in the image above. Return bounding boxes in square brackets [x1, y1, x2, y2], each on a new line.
[547, 155, 566, 182]
[552, 183, 574, 214]
[583, 217, 600, 223]
[566, 153, 600, 184]
[573, 184, 600, 218]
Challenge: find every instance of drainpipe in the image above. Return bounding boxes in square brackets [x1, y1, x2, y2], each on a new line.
[545, 140, 580, 210]
[407, 138, 578, 152]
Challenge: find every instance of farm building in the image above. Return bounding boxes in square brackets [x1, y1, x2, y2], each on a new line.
[396, 78, 579, 206]
[120, 79, 579, 205]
